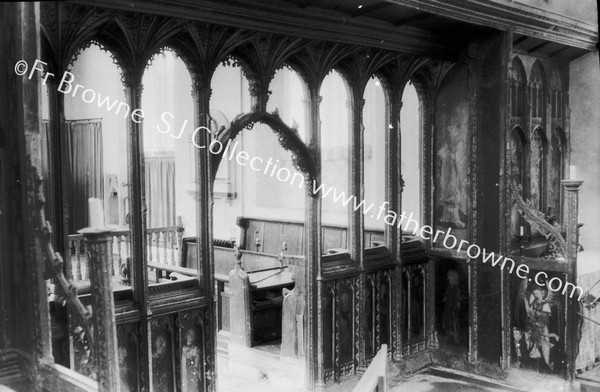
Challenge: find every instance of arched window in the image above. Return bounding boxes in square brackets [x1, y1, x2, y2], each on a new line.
[64, 44, 129, 234]
[142, 49, 197, 288]
[210, 61, 252, 241]
[510, 58, 526, 118]
[549, 129, 566, 219]
[320, 70, 351, 249]
[63, 43, 130, 282]
[530, 128, 547, 211]
[267, 67, 308, 142]
[363, 76, 387, 235]
[529, 62, 545, 120]
[400, 82, 422, 226]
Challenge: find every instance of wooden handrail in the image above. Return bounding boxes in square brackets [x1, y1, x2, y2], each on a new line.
[67, 221, 184, 282]
[352, 344, 388, 392]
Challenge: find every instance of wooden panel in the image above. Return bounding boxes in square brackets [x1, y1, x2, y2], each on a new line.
[262, 221, 282, 255]
[214, 247, 237, 277]
[365, 270, 393, 360]
[322, 286, 334, 378]
[181, 237, 198, 270]
[117, 323, 140, 392]
[151, 316, 176, 392]
[577, 270, 600, 371]
[322, 276, 359, 382]
[178, 310, 206, 392]
[237, 217, 384, 256]
[220, 285, 231, 332]
[322, 227, 346, 252]
[282, 223, 304, 256]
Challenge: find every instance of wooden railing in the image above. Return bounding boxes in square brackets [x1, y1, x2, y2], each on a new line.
[352, 344, 387, 392]
[67, 219, 184, 282]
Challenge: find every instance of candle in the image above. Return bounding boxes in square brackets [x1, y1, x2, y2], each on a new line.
[88, 198, 104, 229]
[569, 165, 577, 180]
[519, 226, 524, 236]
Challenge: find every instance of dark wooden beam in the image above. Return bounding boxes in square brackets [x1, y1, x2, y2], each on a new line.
[68, 0, 459, 59]
[548, 46, 568, 58]
[295, 0, 314, 9]
[349, 2, 392, 17]
[393, 13, 432, 26]
[385, 0, 598, 50]
[527, 41, 550, 54]
[512, 35, 528, 46]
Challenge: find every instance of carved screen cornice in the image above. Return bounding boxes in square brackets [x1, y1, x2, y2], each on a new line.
[67, 0, 458, 59]
[386, 0, 597, 50]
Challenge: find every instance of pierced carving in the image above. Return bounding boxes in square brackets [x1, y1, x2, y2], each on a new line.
[288, 41, 354, 92]
[414, 59, 455, 102]
[212, 111, 317, 188]
[72, 325, 96, 380]
[31, 167, 94, 352]
[230, 33, 306, 111]
[337, 48, 399, 96]
[378, 54, 430, 103]
[511, 180, 567, 258]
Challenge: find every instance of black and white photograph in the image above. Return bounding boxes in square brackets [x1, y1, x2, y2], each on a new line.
[1, 1, 600, 391]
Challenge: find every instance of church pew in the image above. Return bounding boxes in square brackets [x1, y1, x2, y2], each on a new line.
[227, 250, 303, 348]
[236, 216, 384, 256]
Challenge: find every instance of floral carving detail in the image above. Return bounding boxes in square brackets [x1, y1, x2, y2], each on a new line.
[213, 111, 317, 189]
[511, 180, 567, 259]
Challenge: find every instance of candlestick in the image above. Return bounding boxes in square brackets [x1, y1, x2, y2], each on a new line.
[569, 165, 577, 180]
[88, 198, 104, 229]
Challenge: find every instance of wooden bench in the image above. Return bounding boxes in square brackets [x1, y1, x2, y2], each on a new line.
[236, 216, 384, 256]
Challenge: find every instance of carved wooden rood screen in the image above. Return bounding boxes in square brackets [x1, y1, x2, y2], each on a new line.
[37, 2, 456, 390]
[34, 1, 591, 391]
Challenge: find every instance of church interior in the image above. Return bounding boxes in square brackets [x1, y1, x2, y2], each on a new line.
[1, 1, 600, 391]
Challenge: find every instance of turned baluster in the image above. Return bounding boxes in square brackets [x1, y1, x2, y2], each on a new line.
[148, 231, 154, 265]
[162, 230, 168, 265]
[170, 229, 176, 266]
[82, 240, 89, 280]
[73, 238, 82, 281]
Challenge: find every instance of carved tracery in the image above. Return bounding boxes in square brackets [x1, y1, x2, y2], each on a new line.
[529, 61, 545, 120]
[510, 57, 526, 118]
[549, 68, 563, 123]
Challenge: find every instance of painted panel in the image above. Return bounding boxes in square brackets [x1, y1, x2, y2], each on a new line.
[434, 64, 470, 243]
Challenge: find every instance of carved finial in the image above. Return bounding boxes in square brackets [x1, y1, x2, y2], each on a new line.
[234, 244, 242, 267]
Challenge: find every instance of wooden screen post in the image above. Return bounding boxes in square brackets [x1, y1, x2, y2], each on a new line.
[80, 227, 120, 392]
[562, 179, 583, 380]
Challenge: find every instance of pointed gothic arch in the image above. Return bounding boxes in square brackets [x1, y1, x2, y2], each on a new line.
[211, 111, 317, 189]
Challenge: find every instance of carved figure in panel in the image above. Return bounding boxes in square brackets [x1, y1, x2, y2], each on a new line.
[529, 62, 545, 120]
[512, 273, 564, 374]
[434, 64, 469, 240]
[436, 260, 468, 351]
[442, 270, 463, 345]
[510, 58, 526, 118]
[182, 329, 201, 391]
[410, 266, 425, 340]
